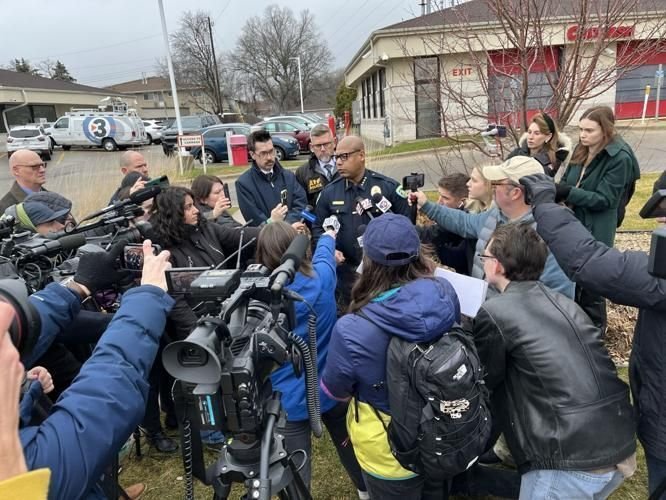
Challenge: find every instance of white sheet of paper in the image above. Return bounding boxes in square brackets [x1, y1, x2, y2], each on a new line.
[434, 267, 488, 317]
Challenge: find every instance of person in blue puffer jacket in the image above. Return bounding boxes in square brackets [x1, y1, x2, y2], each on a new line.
[322, 214, 461, 500]
[255, 221, 367, 497]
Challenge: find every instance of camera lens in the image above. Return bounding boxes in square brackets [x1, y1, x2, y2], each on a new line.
[178, 345, 209, 367]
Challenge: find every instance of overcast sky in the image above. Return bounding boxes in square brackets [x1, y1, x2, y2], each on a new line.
[0, 0, 421, 87]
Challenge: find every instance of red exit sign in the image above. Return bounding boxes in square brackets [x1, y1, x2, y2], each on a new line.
[566, 25, 634, 41]
[452, 67, 473, 77]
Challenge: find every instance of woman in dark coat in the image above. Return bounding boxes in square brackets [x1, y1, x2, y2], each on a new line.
[190, 174, 241, 228]
[507, 112, 572, 177]
[557, 106, 639, 333]
[150, 186, 261, 340]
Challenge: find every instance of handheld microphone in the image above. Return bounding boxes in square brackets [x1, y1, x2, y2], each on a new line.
[371, 192, 393, 214]
[356, 224, 367, 248]
[323, 215, 340, 234]
[300, 205, 317, 224]
[354, 196, 374, 219]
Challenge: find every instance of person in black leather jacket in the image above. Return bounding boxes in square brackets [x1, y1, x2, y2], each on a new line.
[473, 223, 636, 499]
[520, 172, 666, 498]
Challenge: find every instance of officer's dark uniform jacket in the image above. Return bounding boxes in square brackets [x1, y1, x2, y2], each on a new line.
[236, 161, 307, 226]
[312, 169, 410, 266]
[533, 200, 666, 462]
[295, 155, 339, 207]
[474, 280, 636, 474]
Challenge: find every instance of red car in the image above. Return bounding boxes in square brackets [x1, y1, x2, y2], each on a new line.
[252, 120, 310, 152]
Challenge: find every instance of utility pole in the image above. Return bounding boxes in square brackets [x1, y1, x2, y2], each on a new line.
[290, 56, 304, 114]
[207, 16, 223, 117]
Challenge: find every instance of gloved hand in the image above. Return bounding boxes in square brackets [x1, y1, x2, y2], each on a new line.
[555, 183, 572, 203]
[519, 174, 556, 207]
[74, 241, 131, 293]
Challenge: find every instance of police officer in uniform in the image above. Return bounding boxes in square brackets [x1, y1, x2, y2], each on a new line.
[295, 123, 339, 208]
[312, 135, 410, 310]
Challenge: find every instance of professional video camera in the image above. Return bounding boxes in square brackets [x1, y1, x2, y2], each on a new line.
[162, 234, 322, 500]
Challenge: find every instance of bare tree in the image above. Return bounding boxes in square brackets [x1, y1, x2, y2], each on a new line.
[390, 0, 665, 157]
[159, 10, 235, 115]
[232, 5, 333, 112]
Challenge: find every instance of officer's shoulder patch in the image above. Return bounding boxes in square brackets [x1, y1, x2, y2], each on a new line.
[395, 185, 408, 198]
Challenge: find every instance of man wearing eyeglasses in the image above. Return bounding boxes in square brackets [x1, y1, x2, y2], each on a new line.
[0, 150, 48, 213]
[312, 135, 410, 310]
[411, 155, 574, 298]
[295, 124, 339, 207]
[236, 130, 307, 228]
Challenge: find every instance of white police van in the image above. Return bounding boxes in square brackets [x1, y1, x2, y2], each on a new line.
[49, 99, 148, 152]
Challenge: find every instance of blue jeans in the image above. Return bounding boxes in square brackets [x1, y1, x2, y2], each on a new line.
[519, 469, 624, 499]
[646, 453, 666, 499]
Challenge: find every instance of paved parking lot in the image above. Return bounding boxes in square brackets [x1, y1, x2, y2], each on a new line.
[0, 127, 663, 219]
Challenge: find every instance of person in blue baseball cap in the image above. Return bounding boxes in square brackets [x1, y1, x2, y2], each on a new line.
[322, 213, 461, 499]
[4, 191, 73, 236]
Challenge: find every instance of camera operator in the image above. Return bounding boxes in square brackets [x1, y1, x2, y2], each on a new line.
[10, 239, 175, 499]
[4, 191, 73, 235]
[0, 301, 50, 498]
[520, 172, 666, 498]
[148, 186, 262, 449]
[254, 221, 367, 498]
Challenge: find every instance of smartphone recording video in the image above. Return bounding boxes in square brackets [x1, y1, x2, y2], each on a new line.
[121, 244, 160, 272]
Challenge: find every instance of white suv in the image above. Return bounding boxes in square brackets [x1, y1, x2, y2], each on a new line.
[142, 120, 164, 144]
[6, 125, 54, 160]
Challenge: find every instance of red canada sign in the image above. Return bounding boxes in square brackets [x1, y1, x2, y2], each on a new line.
[566, 25, 634, 41]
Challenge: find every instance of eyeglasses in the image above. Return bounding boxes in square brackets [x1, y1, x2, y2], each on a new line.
[311, 141, 333, 150]
[333, 149, 361, 162]
[253, 149, 275, 159]
[477, 253, 497, 262]
[17, 162, 47, 171]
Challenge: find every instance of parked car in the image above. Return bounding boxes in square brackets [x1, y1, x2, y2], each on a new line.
[190, 123, 299, 164]
[264, 115, 314, 130]
[6, 125, 54, 160]
[251, 120, 310, 152]
[142, 119, 164, 144]
[161, 114, 221, 155]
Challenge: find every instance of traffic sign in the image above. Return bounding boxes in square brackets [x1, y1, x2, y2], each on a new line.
[656, 70, 664, 79]
[177, 135, 204, 148]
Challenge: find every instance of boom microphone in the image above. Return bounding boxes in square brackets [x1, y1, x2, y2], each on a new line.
[16, 233, 87, 258]
[79, 185, 162, 222]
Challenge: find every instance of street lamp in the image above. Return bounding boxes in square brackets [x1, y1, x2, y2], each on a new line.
[290, 56, 304, 114]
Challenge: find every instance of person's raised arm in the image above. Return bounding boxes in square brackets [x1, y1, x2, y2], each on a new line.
[411, 190, 487, 239]
[20, 241, 176, 499]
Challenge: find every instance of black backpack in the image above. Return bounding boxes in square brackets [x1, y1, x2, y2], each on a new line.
[359, 312, 492, 480]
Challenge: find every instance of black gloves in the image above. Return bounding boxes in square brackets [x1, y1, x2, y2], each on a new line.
[555, 183, 572, 203]
[74, 242, 131, 293]
[519, 174, 557, 206]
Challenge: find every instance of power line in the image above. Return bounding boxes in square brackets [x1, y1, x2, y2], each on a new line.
[213, 0, 232, 23]
[25, 33, 162, 61]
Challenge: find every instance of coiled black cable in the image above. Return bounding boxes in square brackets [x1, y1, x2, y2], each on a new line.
[181, 418, 194, 500]
[288, 327, 322, 437]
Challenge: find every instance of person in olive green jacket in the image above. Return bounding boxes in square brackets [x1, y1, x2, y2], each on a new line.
[556, 106, 638, 246]
[555, 106, 639, 334]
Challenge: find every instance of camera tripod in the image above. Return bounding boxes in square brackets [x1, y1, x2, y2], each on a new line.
[173, 382, 312, 500]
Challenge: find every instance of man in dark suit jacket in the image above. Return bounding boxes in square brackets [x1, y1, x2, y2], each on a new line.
[0, 150, 48, 213]
[236, 130, 307, 228]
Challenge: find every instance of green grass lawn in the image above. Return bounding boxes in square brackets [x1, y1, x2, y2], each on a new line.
[620, 172, 662, 231]
[173, 159, 302, 181]
[368, 135, 476, 158]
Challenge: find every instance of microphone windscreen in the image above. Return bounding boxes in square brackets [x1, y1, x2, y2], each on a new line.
[280, 234, 310, 268]
[57, 233, 87, 251]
